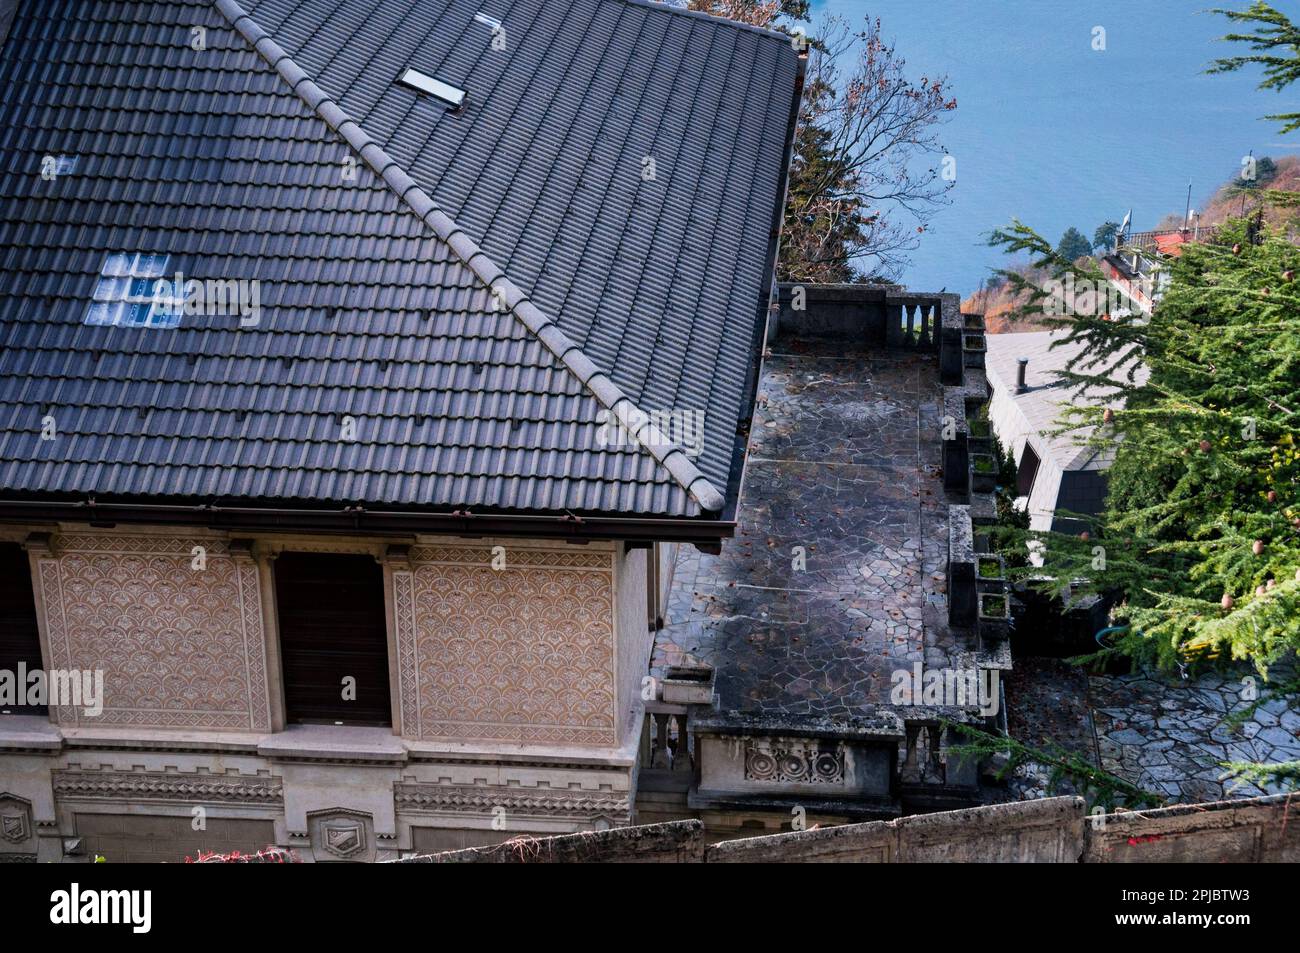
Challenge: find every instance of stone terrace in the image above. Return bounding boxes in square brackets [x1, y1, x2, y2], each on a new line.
[652, 337, 980, 718]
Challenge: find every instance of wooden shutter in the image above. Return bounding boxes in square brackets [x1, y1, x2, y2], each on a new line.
[0, 542, 45, 714]
[274, 552, 392, 725]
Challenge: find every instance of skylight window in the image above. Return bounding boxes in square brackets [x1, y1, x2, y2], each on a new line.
[84, 252, 184, 329]
[397, 68, 466, 108]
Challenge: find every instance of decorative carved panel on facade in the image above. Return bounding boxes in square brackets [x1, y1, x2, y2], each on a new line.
[0, 794, 33, 847]
[52, 769, 283, 804]
[37, 535, 272, 731]
[394, 782, 630, 821]
[744, 741, 846, 784]
[394, 545, 617, 746]
[307, 808, 374, 863]
[323, 821, 365, 858]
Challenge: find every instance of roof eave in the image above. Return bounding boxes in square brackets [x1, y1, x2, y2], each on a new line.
[0, 494, 736, 546]
[722, 47, 807, 523]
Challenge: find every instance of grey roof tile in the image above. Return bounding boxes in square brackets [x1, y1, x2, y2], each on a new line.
[986, 330, 1150, 471]
[0, 0, 797, 518]
[244, 0, 797, 485]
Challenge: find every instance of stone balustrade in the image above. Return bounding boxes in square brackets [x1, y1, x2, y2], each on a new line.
[640, 700, 693, 776]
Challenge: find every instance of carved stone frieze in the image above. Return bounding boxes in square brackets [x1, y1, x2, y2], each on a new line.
[395, 782, 630, 820]
[52, 769, 283, 804]
[744, 740, 846, 784]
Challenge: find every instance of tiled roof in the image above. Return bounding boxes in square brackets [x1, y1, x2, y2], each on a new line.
[985, 330, 1148, 471]
[0, 0, 800, 518]
[237, 0, 800, 501]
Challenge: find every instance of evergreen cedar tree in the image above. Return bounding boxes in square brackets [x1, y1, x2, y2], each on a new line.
[980, 2, 1300, 680]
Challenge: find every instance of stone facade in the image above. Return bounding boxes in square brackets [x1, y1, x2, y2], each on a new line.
[0, 526, 655, 861]
[73, 813, 278, 865]
[616, 547, 651, 741]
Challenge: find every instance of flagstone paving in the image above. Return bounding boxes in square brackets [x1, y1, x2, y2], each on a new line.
[651, 338, 980, 718]
[1089, 665, 1300, 802]
[994, 659, 1300, 803]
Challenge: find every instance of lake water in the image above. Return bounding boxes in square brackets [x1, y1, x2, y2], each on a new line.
[813, 0, 1296, 295]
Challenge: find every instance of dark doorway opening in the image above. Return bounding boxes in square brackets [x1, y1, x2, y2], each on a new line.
[0, 542, 45, 715]
[274, 552, 391, 726]
[1017, 443, 1042, 497]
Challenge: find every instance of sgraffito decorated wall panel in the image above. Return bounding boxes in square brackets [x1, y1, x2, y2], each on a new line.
[393, 543, 618, 747]
[36, 534, 272, 731]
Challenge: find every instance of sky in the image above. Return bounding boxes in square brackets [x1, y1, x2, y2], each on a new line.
[814, 0, 1298, 294]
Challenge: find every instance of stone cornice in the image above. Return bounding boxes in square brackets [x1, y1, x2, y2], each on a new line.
[395, 782, 629, 820]
[52, 769, 284, 805]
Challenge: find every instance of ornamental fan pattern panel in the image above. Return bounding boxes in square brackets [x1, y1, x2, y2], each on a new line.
[397, 546, 617, 746]
[38, 536, 271, 731]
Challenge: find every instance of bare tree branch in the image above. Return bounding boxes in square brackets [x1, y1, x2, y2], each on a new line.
[685, 4, 956, 281]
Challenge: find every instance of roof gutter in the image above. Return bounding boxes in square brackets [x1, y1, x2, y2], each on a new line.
[0, 497, 735, 548]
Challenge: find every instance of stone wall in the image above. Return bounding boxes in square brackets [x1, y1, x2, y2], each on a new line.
[723, 793, 1298, 863]
[391, 793, 1300, 863]
[1083, 795, 1300, 863]
[773, 283, 894, 342]
[615, 546, 651, 743]
[391, 819, 706, 863]
[708, 796, 1082, 862]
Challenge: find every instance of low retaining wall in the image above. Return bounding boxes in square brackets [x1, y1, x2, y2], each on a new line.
[1083, 794, 1299, 863]
[388, 820, 706, 863]
[709, 796, 1082, 863]
[392, 792, 1300, 863]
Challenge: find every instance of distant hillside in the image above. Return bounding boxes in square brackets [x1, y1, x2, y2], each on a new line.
[1157, 155, 1300, 230]
[962, 267, 1056, 334]
[968, 156, 1300, 332]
